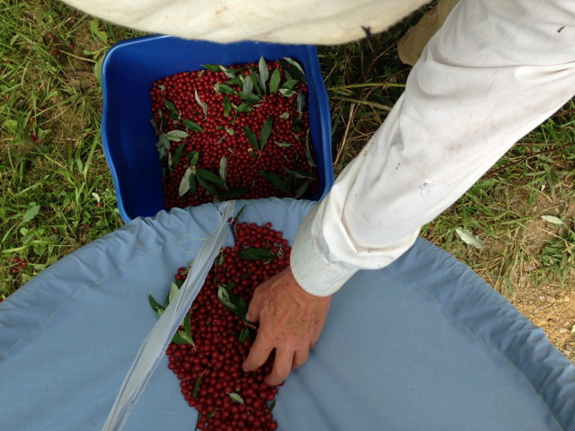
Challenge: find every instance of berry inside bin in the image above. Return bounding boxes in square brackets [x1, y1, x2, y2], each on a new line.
[101, 35, 333, 223]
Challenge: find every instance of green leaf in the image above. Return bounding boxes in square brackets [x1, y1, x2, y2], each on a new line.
[93, 55, 104, 86]
[216, 252, 225, 267]
[241, 74, 254, 99]
[239, 247, 276, 261]
[150, 118, 159, 133]
[171, 143, 186, 167]
[217, 284, 235, 310]
[259, 170, 290, 193]
[226, 76, 243, 86]
[170, 332, 186, 344]
[274, 141, 292, 148]
[219, 65, 237, 78]
[217, 282, 248, 320]
[168, 281, 180, 304]
[32, 244, 45, 255]
[279, 88, 295, 97]
[283, 167, 313, 179]
[3, 119, 17, 134]
[164, 99, 180, 121]
[168, 110, 180, 122]
[183, 313, 191, 336]
[542, 215, 565, 225]
[89, 19, 108, 44]
[196, 173, 218, 195]
[189, 173, 197, 194]
[279, 111, 290, 120]
[269, 68, 281, 94]
[182, 119, 203, 132]
[294, 180, 309, 199]
[22, 205, 41, 223]
[166, 130, 188, 142]
[194, 90, 208, 116]
[196, 169, 226, 187]
[259, 118, 273, 152]
[281, 57, 306, 83]
[269, 399, 276, 411]
[202, 64, 222, 72]
[238, 327, 250, 343]
[280, 79, 299, 91]
[219, 156, 228, 182]
[235, 204, 249, 222]
[148, 294, 165, 317]
[244, 125, 259, 151]
[225, 128, 235, 135]
[179, 167, 194, 197]
[216, 186, 250, 200]
[296, 92, 306, 114]
[250, 72, 264, 96]
[222, 97, 232, 117]
[159, 134, 170, 150]
[188, 151, 200, 166]
[179, 330, 194, 344]
[305, 135, 317, 167]
[164, 99, 177, 113]
[235, 101, 257, 113]
[258, 57, 269, 90]
[214, 82, 238, 96]
[455, 228, 485, 250]
[172, 330, 194, 345]
[243, 94, 262, 103]
[183, 311, 194, 348]
[193, 376, 202, 398]
[228, 393, 245, 405]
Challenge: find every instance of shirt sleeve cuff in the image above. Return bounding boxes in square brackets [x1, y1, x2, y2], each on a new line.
[290, 206, 357, 297]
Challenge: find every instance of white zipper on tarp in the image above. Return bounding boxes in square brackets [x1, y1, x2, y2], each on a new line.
[102, 201, 235, 431]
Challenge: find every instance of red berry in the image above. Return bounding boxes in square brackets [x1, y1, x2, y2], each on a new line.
[162, 219, 289, 430]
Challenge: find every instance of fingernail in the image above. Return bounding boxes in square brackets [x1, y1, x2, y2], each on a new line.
[245, 313, 251, 322]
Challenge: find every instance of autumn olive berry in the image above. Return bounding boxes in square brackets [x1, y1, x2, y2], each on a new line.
[150, 58, 317, 209]
[159, 219, 288, 430]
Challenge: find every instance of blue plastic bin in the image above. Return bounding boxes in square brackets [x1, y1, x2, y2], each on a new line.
[101, 35, 334, 223]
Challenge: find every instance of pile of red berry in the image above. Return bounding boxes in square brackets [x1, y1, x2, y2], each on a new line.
[10, 256, 27, 275]
[150, 57, 318, 209]
[150, 219, 291, 430]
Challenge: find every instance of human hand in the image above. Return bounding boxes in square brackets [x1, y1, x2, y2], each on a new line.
[242, 266, 331, 386]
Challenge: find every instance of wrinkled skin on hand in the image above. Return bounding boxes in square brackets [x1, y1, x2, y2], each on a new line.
[242, 266, 331, 385]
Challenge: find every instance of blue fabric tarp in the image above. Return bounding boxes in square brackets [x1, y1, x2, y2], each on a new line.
[1, 198, 574, 430]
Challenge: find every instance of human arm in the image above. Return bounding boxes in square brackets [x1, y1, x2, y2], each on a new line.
[293, 0, 575, 296]
[246, 0, 575, 383]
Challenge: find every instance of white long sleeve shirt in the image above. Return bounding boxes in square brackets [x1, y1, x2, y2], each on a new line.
[62, 0, 575, 296]
[291, 0, 575, 296]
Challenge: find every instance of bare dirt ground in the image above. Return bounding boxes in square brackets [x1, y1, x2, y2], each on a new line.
[511, 285, 575, 366]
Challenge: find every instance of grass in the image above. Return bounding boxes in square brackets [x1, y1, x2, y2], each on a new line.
[0, 0, 141, 293]
[1, 0, 574, 302]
